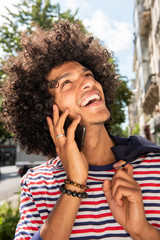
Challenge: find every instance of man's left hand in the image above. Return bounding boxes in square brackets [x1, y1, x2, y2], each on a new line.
[102, 162, 151, 239]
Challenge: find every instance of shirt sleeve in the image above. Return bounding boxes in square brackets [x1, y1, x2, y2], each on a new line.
[14, 172, 44, 240]
[31, 229, 43, 240]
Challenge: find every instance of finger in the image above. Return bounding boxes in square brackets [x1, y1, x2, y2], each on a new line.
[46, 116, 55, 142]
[111, 167, 134, 188]
[102, 180, 112, 203]
[52, 104, 60, 126]
[124, 163, 133, 178]
[55, 108, 69, 134]
[114, 186, 140, 206]
[103, 180, 119, 207]
[54, 109, 70, 146]
[66, 115, 81, 142]
[113, 160, 127, 169]
[111, 177, 139, 200]
[56, 133, 66, 146]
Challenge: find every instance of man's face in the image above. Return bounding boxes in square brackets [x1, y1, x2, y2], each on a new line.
[47, 61, 110, 127]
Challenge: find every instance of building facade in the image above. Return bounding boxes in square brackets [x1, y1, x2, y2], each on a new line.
[130, 0, 160, 144]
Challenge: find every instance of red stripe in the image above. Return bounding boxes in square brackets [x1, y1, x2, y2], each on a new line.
[142, 159, 160, 163]
[143, 196, 160, 200]
[31, 220, 43, 224]
[81, 200, 107, 205]
[76, 213, 112, 219]
[29, 178, 64, 185]
[134, 171, 160, 175]
[140, 183, 160, 187]
[41, 215, 48, 220]
[87, 187, 103, 192]
[16, 237, 30, 240]
[21, 196, 31, 203]
[152, 223, 160, 228]
[29, 172, 53, 177]
[29, 180, 56, 185]
[31, 190, 60, 196]
[87, 177, 104, 182]
[36, 202, 54, 208]
[145, 210, 160, 214]
[72, 225, 123, 234]
[23, 208, 39, 214]
[18, 226, 38, 231]
[28, 168, 64, 176]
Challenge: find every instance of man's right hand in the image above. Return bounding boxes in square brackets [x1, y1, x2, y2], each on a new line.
[46, 104, 88, 185]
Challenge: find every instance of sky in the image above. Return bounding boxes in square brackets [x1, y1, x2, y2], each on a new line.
[0, 0, 135, 127]
[0, 0, 135, 80]
[59, 0, 135, 80]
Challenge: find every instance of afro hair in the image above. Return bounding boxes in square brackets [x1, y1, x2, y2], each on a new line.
[1, 21, 118, 158]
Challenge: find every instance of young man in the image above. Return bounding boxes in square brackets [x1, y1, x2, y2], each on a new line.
[2, 21, 160, 240]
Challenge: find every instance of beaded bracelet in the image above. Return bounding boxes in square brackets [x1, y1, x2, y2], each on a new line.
[64, 179, 89, 190]
[59, 184, 88, 198]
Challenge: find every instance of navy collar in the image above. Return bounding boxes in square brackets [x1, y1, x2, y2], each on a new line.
[110, 135, 160, 163]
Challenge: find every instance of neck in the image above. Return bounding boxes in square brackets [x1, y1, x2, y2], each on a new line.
[82, 124, 116, 166]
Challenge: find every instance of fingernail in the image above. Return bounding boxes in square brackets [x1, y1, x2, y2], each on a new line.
[113, 162, 126, 169]
[113, 162, 119, 168]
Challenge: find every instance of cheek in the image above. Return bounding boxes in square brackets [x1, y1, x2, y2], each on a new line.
[55, 93, 76, 113]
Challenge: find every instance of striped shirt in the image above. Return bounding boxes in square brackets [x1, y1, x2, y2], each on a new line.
[14, 152, 160, 240]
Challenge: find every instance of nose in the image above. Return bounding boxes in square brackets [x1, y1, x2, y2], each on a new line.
[79, 76, 95, 91]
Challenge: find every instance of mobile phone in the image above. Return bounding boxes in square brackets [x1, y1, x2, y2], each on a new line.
[61, 112, 86, 151]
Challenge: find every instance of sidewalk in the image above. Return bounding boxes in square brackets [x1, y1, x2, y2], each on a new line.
[0, 193, 20, 208]
[0, 165, 21, 207]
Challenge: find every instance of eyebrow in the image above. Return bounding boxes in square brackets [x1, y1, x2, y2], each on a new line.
[54, 73, 71, 82]
[51, 67, 91, 83]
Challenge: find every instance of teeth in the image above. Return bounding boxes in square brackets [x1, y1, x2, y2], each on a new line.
[81, 94, 100, 107]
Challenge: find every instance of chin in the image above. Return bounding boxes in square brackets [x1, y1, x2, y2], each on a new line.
[87, 112, 111, 126]
[90, 116, 110, 126]
[80, 108, 110, 126]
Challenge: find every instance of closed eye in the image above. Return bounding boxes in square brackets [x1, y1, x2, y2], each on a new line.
[61, 79, 72, 88]
[85, 72, 94, 78]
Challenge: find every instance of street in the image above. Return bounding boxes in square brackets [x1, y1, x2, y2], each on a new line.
[0, 165, 21, 206]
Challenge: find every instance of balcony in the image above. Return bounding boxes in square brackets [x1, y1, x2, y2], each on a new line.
[155, 18, 160, 42]
[143, 74, 159, 114]
[140, 9, 151, 35]
[145, 74, 156, 93]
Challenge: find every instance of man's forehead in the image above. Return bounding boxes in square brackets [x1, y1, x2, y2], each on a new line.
[46, 61, 90, 81]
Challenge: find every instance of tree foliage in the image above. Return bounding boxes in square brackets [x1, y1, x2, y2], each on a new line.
[0, 0, 84, 55]
[110, 62, 132, 136]
[0, 0, 132, 139]
[0, 0, 84, 141]
[0, 202, 20, 240]
[131, 123, 140, 135]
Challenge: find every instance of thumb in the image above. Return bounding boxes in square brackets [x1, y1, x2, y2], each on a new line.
[102, 179, 112, 204]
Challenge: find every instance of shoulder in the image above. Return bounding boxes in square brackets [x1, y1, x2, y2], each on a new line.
[20, 158, 56, 186]
[129, 135, 160, 147]
[20, 156, 65, 187]
[132, 152, 160, 167]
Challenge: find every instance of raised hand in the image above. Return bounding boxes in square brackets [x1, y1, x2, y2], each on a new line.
[46, 104, 88, 184]
[102, 162, 150, 239]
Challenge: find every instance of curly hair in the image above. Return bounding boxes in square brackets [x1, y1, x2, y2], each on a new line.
[1, 21, 118, 158]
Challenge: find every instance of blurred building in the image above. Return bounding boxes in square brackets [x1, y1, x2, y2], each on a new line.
[128, 79, 139, 134]
[0, 139, 16, 166]
[0, 84, 16, 165]
[130, 0, 160, 144]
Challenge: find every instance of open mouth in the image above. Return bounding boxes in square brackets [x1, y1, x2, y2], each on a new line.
[80, 94, 101, 107]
